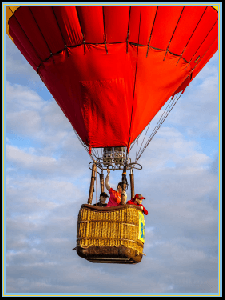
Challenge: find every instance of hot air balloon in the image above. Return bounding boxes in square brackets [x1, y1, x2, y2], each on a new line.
[6, 5, 218, 264]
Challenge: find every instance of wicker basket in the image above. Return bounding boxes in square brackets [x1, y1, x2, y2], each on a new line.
[76, 204, 145, 264]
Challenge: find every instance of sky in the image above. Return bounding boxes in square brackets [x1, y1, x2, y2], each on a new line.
[4, 7, 221, 296]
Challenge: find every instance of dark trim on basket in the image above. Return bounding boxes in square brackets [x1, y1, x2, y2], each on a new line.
[80, 203, 143, 212]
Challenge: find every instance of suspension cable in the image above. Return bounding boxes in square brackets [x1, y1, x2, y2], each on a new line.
[130, 95, 176, 152]
[135, 92, 182, 162]
[72, 91, 182, 164]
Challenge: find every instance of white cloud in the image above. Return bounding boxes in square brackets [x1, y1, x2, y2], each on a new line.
[42, 101, 72, 132]
[195, 52, 218, 80]
[6, 36, 41, 82]
[6, 81, 46, 136]
[6, 81, 85, 159]
[7, 110, 42, 136]
[6, 145, 57, 171]
[162, 54, 219, 138]
[136, 126, 212, 173]
[6, 81, 44, 112]
[6, 143, 88, 179]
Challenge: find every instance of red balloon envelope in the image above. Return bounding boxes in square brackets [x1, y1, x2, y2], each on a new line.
[6, 6, 218, 153]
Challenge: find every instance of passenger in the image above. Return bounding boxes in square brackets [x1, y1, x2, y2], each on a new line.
[105, 169, 127, 207]
[127, 194, 148, 215]
[93, 192, 109, 207]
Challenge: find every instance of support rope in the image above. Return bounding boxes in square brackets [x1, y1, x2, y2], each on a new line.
[130, 92, 182, 162]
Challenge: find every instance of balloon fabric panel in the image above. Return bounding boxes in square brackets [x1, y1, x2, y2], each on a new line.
[189, 24, 218, 70]
[103, 6, 130, 43]
[138, 6, 158, 45]
[168, 6, 207, 55]
[128, 6, 143, 44]
[39, 44, 134, 148]
[128, 6, 157, 45]
[129, 46, 192, 143]
[29, 6, 65, 54]
[52, 6, 83, 46]
[149, 6, 184, 50]
[80, 78, 131, 148]
[13, 7, 51, 61]
[39, 47, 89, 146]
[6, 6, 218, 150]
[8, 18, 40, 70]
[76, 6, 105, 43]
[181, 7, 218, 62]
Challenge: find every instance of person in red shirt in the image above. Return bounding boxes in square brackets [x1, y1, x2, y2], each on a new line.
[127, 194, 148, 215]
[105, 169, 127, 207]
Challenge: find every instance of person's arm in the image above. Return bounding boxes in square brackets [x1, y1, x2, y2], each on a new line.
[142, 206, 148, 215]
[105, 169, 111, 191]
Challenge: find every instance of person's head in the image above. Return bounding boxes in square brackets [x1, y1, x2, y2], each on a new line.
[100, 192, 109, 203]
[117, 182, 126, 193]
[134, 194, 145, 205]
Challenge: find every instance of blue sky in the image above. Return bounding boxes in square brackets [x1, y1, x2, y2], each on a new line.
[4, 6, 221, 296]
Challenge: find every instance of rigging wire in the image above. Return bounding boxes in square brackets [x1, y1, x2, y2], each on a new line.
[73, 91, 183, 164]
[72, 128, 97, 162]
[133, 92, 183, 162]
[130, 95, 175, 152]
[130, 99, 172, 153]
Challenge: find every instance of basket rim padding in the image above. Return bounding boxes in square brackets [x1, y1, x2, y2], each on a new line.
[80, 203, 143, 212]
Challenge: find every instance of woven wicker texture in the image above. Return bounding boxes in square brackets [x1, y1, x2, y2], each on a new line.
[77, 205, 144, 255]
